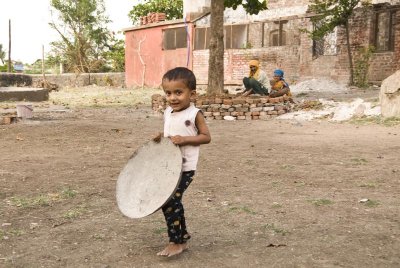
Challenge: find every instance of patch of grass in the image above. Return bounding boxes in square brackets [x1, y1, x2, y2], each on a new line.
[350, 116, 400, 126]
[294, 180, 306, 187]
[350, 158, 368, 165]
[50, 86, 163, 108]
[10, 195, 50, 208]
[10, 197, 31, 208]
[263, 224, 289, 236]
[271, 202, 282, 209]
[8, 229, 24, 236]
[271, 181, 280, 187]
[295, 100, 324, 111]
[9, 188, 78, 209]
[63, 205, 86, 219]
[309, 199, 334, 206]
[154, 227, 167, 234]
[359, 182, 376, 188]
[363, 199, 380, 208]
[281, 164, 294, 170]
[229, 206, 257, 215]
[61, 187, 78, 198]
[92, 233, 106, 240]
[0, 229, 5, 240]
[0, 229, 25, 239]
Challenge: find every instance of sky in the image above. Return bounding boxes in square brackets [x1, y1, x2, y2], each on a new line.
[0, 0, 138, 64]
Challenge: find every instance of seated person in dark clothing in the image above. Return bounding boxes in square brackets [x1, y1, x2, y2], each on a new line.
[242, 59, 269, 96]
[269, 69, 292, 98]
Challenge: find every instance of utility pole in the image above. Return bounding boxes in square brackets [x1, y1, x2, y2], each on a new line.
[8, 19, 12, 72]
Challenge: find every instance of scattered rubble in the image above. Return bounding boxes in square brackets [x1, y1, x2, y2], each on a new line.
[278, 98, 381, 121]
[276, 78, 382, 121]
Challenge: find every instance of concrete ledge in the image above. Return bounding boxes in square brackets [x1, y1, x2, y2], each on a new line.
[0, 73, 33, 87]
[0, 87, 49, 102]
[30, 73, 126, 88]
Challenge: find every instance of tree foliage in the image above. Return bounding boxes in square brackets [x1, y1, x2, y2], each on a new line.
[225, 0, 268, 15]
[308, 0, 367, 40]
[307, 0, 370, 85]
[49, 0, 112, 73]
[0, 44, 6, 65]
[105, 38, 125, 72]
[128, 0, 183, 25]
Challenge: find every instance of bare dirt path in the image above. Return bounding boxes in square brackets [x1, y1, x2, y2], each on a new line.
[0, 90, 399, 267]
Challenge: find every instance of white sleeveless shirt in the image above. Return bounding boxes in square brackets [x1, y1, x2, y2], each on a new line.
[163, 103, 200, 171]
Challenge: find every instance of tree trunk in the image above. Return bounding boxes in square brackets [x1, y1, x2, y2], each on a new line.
[345, 20, 354, 86]
[207, 0, 224, 95]
[42, 45, 46, 81]
[8, 19, 11, 73]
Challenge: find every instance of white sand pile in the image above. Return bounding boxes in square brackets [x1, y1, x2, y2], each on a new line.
[290, 78, 348, 93]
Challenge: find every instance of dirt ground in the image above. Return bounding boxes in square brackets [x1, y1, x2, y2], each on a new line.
[0, 88, 399, 268]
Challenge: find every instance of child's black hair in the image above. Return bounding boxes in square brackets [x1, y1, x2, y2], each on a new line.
[162, 67, 196, 91]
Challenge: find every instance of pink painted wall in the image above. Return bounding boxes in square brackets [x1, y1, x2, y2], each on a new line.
[125, 23, 193, 88]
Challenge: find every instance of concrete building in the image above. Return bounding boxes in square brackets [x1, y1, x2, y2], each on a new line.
[123, 0, 400, 88]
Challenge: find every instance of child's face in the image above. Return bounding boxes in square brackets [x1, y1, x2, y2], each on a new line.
[273, 75, 281, 81]
[162, 79, 195, 112]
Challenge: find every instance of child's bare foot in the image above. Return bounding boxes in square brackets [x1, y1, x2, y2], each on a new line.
[157, 242, 188, 257]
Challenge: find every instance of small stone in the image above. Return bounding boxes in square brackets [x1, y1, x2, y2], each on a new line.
[223, 115, 235, 121]
[359, 198, 369, 203]
[2, 223, 11, 227]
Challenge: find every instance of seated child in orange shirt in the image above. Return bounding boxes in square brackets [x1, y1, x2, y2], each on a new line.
[269, 69, 292, 98]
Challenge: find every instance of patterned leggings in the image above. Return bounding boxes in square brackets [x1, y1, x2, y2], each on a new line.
[161, 170, 194, 244]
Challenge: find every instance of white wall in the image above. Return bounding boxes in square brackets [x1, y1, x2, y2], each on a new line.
[183, 0, 211, 18]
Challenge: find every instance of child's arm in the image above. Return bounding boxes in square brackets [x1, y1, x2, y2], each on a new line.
[169, 112, 211, 146]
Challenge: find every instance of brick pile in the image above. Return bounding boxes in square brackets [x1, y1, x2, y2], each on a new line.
[151, 94, 293, 120]
[140, 13, 166, 25]
[0, 113, 18, 125]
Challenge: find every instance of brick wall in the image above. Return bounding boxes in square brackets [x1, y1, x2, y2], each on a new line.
[194, 46, 302, 87]
[193, 3, 400, 87]
[368, 9, 400, 82]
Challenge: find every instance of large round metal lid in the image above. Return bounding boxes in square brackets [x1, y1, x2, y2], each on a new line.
[116, 138, 182, 218]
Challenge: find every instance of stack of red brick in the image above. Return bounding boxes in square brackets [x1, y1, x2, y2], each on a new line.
[151, 94, 292, 120]
[140, 13, 166, 25]
[0, 113, 18, 125]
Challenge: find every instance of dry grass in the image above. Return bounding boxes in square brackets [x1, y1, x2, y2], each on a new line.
[0, 86, 164, 110]
[50, 86, 163, 108]
[349, 116, 400, 126]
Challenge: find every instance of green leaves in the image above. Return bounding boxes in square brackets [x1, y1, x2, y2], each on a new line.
[225, 0, 268, 15]
[128, 0, 268, 25]
[0, 44, 6, 65]
[308, 0, 361, 40]
[128, 0, 183, 25]
[49, 0, 113, 73]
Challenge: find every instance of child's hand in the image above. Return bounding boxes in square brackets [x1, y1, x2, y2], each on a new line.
[152, 132, 162, 143]
[170, 135, 186, 145]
